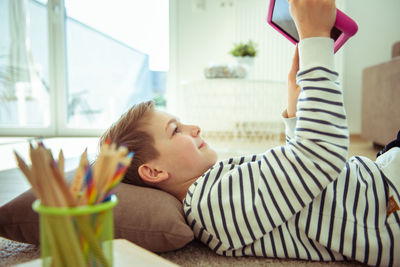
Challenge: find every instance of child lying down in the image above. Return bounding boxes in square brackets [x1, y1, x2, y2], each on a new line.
[99, 0, 400, 265]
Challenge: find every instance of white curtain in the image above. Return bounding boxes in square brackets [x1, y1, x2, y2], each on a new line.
[7, 0, 45, 100]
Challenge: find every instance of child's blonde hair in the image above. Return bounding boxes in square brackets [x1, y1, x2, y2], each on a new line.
[99, 101, 159, 187]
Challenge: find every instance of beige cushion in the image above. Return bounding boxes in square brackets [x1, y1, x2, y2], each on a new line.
[392, 41, 400, 58]
[0, 182, 193, 252]
[361, 57, 400, 146]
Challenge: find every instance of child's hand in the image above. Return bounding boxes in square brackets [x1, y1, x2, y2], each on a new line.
[288, 0, 336, 40]
[287, 46, 300, 118]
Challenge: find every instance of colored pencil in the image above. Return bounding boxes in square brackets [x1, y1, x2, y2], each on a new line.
[14, 140, 133, 267]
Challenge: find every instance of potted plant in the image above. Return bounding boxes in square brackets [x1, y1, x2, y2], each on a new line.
[229, 40, 258, 58]
[229, 40, 258, 78]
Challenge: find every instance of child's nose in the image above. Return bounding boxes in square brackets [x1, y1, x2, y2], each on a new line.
[191, 126, 200, 137]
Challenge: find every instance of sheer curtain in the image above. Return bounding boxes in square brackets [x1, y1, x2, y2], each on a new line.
[1, 0, 49, 127]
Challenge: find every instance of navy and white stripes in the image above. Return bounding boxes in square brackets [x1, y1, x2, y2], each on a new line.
[183, 39, 400, 266]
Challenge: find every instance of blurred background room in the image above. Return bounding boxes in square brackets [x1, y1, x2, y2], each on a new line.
[0, 0, 399, 172]
[0, 1, 399, 265]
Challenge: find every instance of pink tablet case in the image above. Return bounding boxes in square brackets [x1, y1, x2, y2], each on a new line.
[266, 0, 358, 53]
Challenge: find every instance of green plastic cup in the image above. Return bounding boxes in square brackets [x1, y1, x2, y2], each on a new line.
[33, 195, 118, 267]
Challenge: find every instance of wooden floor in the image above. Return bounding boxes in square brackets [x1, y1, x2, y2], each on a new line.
[0, 135, 381, 207]
[0, 137, 99, 206]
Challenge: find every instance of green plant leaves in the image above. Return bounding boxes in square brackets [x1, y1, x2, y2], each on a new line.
[229, 40, 258, 57]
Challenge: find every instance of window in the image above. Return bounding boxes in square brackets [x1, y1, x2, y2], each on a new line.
[0, 0, 169, 136]
[64, 0, 169, 129]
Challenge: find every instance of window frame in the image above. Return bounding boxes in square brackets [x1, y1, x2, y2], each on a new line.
[1, 0, 175, 137]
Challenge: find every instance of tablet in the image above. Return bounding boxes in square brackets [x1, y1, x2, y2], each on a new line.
[266, 0, 358, 53]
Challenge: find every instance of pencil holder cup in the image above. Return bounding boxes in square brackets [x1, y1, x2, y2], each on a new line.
[32, 195, 118, 267]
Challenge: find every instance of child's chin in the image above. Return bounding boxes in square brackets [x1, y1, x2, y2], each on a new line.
[209, 151, 218, 165]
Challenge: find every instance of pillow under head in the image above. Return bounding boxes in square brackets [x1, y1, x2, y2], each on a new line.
[0, 177, 193, 252]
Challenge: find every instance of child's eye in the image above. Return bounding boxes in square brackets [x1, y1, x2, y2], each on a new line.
[173, 126, 180, 135]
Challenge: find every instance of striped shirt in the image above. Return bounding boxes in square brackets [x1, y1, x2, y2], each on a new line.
[183, 38, 400, 266]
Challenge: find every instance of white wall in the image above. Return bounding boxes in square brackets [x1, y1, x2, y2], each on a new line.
[176, 0, 235, 82]
[168, 0, 235, 115]
[169, 0, 400, 133]
[341, 0, 400, 133]
[168, 0, 294, 115]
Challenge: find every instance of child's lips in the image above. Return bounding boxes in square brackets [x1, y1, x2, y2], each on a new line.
[199, 141, 207, 149]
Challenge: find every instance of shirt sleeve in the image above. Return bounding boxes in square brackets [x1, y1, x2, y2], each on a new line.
[184, 37, 350, 253]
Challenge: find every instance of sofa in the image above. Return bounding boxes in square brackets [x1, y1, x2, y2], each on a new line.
[361, 41, 400, 146]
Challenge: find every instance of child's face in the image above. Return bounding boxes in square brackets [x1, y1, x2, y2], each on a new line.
[146, 110, 218, 183]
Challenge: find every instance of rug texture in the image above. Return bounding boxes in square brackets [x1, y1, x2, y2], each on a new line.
[0, 237, 365, 267]
[0, 237, 40, 267]
[159, 240, 365, 267]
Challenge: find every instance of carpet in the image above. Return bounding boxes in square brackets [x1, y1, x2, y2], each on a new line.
[0, 237, 365, 267]
[159, 240, 365, 267]
[0, 237, 40, 267]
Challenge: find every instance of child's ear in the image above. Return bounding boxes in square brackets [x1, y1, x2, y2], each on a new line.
[138, 164, 170, 184]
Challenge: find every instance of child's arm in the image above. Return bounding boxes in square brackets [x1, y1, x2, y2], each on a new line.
[282, 45, 300, 142]
[289, 0, 336, 40]
[184, 0, 350, 254]
[286, 45, 300, 118]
